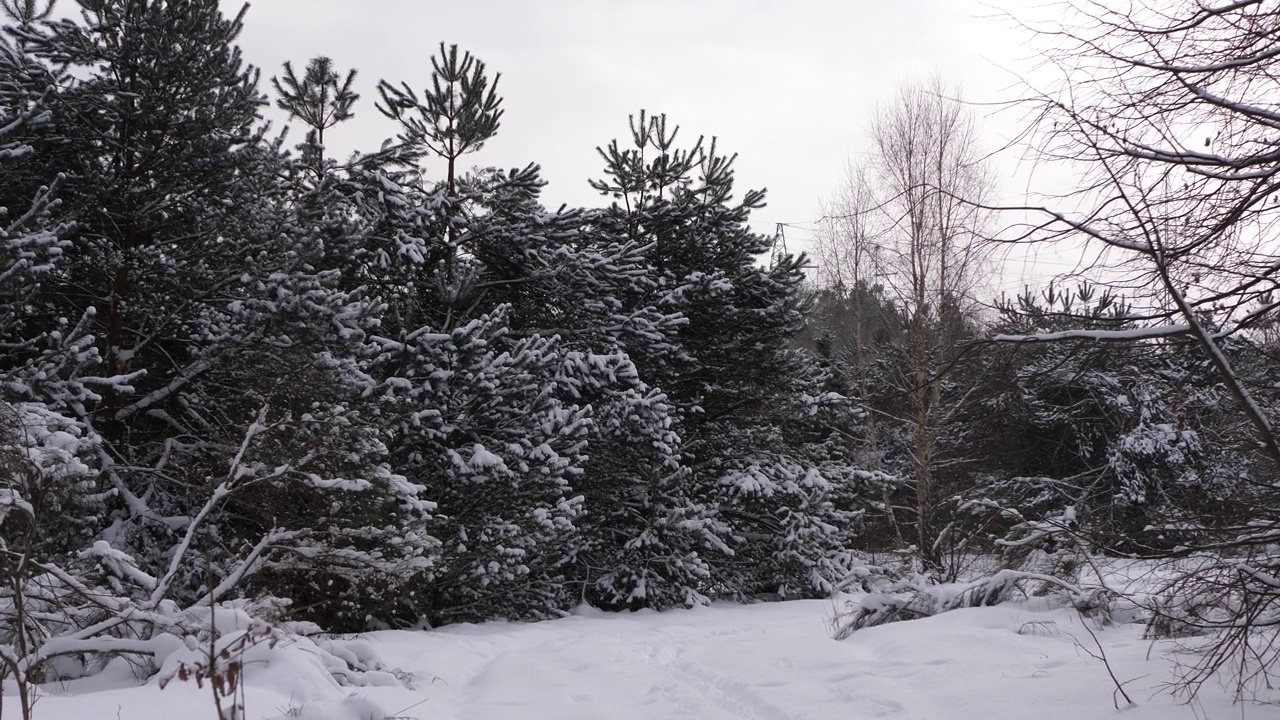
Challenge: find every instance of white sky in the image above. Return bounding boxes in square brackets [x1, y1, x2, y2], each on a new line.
[226, 0, 1074, 293]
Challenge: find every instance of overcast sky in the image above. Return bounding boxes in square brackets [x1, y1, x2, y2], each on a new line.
[227, 0, 1066, 292]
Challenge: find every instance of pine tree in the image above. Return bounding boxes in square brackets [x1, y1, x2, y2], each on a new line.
[272, 55, 358, 180]
[589, 112, 871, 602]
[431, 158, 712, 612]
[2, 10, 114, 701]
[970, 285, 1241, 559]
[377, 41, 502, 308]
[353, 45, 598, 623]
[0, 0, 106, 584]
[5, 0, 434, 625]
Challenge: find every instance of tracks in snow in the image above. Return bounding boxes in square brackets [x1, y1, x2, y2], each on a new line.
[438, 607, 936, 720]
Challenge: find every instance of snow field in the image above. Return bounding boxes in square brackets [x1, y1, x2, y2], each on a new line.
[15, 595, 1263, 720]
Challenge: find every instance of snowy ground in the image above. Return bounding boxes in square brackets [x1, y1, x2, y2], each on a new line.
[17, 595, 1266, 720]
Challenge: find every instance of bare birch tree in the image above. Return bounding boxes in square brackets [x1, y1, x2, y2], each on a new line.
[815, 164, 903, 546]
[819, 76, 995, 568]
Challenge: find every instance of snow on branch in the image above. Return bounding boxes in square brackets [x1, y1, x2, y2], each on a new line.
[149, 405, 287, 608]
[201, 528, 297, 606]
[993, 325, 1191, 343]
[114, 359, 212, 421]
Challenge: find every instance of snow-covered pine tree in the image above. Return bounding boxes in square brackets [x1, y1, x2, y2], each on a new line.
[590, 112, 871, 601]
[4, 1, 434, 631]
[0, 9, 99, 499]
[800, 280, 907, 550]
[336, 45, 597, 624]
[463, 163, 716, 611]
[1, 11, 113, 704]
[972, 284, 1241, 559]
[358, 45, 749, 620]
[0, 2, 96, 436]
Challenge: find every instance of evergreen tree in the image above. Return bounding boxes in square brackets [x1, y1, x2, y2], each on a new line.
[0, 0, 108, 586]
[801, 280, 907, 550]
[590, 112, 871, 602]
[453, 161, 709, 610]
[354, 45, 599, 623]
[272, 55, 358, 180]
[4, 0, 433, 625]
[968, 285, 1242, 559]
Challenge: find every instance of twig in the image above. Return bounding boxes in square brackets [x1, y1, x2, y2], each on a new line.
[1073, 615, 1137, 709]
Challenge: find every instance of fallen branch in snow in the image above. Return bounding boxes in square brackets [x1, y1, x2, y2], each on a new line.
[833, 569, 1110, 640]
[1143, 554, 1280, 702]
